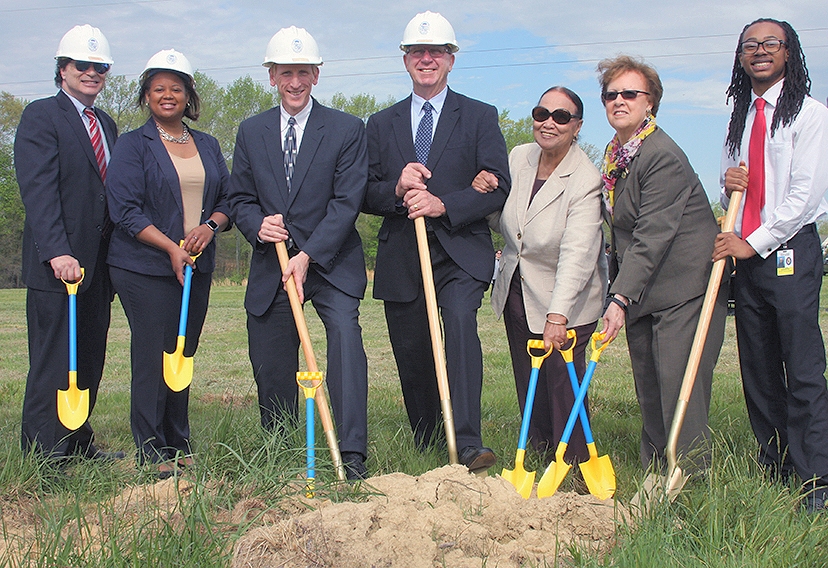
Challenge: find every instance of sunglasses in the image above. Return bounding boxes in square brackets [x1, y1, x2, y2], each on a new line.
[73, 60, 111, 74]
[531, 106, 580, 125]
[601, 89, 649, 103]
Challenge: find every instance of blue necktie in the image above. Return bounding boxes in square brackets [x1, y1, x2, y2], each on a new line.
[415, 101, 433, 165]
[284, 117, 297, 192]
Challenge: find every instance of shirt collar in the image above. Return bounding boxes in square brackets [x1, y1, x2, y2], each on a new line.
[752, 78, 784, 108]
[281, 97, 313, 130]
[62, 89, 92, 116]
[411, 86, 448, 116]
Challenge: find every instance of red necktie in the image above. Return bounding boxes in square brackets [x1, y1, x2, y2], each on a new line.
[84, 107, 107, 183]
[743, 98, 766, 237]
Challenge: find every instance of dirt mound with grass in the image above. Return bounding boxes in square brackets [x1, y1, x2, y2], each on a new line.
[232, 464, 625, 567]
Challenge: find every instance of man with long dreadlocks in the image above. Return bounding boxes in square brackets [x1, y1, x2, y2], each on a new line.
[713, 18, 828, 514]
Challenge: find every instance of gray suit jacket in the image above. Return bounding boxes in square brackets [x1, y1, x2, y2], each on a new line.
[609, 128, 719, 318]
[229, 99, 368, 316]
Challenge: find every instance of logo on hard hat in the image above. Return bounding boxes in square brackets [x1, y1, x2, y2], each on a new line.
[166, 53, 177, 64]
[88, 38, 99, 52]
[418, 21, 430, 35]
[292, 39, 303, 53]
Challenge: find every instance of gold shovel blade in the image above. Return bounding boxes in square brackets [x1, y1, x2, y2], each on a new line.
[163, 335, 193, 392]
[57, 370, 89, 431]
[501, 449, 535, 499]
[579, 443, 616, 500]
[536, 442, 571, 498]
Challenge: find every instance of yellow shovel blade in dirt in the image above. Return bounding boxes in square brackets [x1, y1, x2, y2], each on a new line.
[580, 442, 616, 501]
[57, 268, 89, 430]
[502, 340, 552, 498]
[57, 370, 89, 431]
[537, 441, 570, 498]
[164, 335, 193, 392]
[501, 448, 535, 499]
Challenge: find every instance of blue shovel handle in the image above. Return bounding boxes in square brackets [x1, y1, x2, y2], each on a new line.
[515, 340, 554, 451]
[558, 331, 612, 448]
[306, 396, 316, 481]
[177, 264, 193, 337]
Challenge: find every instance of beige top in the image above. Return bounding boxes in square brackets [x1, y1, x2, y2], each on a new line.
[169, 151, 206, 234]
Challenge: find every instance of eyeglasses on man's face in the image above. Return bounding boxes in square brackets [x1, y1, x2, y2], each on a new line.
[740, 38, 786, 55]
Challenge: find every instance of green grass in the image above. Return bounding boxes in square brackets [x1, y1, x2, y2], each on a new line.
[0, 284, 827, 566]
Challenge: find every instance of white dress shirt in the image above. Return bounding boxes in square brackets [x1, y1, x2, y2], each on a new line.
[720, 79, 828, 258]
[281, 98, 313, 153]
[63, 89, 111, 163]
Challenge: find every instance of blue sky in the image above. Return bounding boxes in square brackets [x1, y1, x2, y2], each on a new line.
[2, 1, 827, 198]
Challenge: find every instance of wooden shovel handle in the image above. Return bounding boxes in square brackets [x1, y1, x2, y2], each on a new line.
[275, 241, 346, 481]
[414, 217, 459, 465]
[666, 189, 744, 470]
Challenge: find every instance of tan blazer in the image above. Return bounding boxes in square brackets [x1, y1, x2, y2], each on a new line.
[490, 142, 607, 333]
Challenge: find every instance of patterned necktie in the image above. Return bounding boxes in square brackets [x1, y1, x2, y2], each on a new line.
[743, 98, 766, 237]
[415, 101, 433, 165]
[84, 107, 107, 183]
[284, 117, 297, 192]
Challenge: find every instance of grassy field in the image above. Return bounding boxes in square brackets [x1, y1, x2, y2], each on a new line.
[0, 283, 826, 566]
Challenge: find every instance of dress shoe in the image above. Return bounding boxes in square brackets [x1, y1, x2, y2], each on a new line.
[342, 451, 368, 481]
[157, 462, 178, 480]
[804, 487, 827, 513]
[458, 446, 496, 474]
[86, 446, 126, 462]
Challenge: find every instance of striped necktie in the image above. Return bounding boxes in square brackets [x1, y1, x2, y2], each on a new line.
[284, 117, 297, 192]
[84, 107, 107, 182]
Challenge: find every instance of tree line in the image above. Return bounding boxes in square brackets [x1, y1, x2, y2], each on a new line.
[0, 73, 590, 288]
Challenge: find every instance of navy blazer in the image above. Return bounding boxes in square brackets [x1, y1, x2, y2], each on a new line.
[15, 90, 117, 293]
[364, 88, 510, 303]
[106, 118, 231, 276]
[229, 99, 368, 317]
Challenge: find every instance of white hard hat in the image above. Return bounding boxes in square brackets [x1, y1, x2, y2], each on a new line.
[143, 49, 194, 79]
[55, 24, 114, 64]
[262, 26, 323, 67]
[400, 11, 459, 53]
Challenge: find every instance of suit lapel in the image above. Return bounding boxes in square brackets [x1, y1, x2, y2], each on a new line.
[427, 89, 459, 171]
[144, 120, 185, 215]
[524, 144, 578, 224]
[288, 103, 323, 208]
[391, 96, 415, 164]
[57, 91, 101, 179]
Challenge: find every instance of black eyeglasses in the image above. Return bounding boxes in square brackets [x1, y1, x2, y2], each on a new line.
[740, 39, 786, 55]
[406, 46, 450, 59]
[73, 60, 111, 74]
[601, 89, 649, 103]
[531, 106, 580, 125]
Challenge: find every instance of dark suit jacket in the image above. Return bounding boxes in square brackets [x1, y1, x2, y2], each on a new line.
[229, 99, 368, 316]
[609, 128, 719, 318]
[106, 119, 231, 276]
[364, 89, 510, 302]
[15, 90, 117, 293]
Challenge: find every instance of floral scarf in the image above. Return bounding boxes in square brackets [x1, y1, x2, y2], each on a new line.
[601, 113, 657, 216]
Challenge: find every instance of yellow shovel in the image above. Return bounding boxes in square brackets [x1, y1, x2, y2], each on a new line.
[537, 331, 613, 498]
[57, 268, 89, 431]
[163, 243, 200, 392]
[297, 371, 323, 498]
[501, 339, 553, 498]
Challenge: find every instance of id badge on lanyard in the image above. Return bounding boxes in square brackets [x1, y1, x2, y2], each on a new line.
[776, 245, 794, 276]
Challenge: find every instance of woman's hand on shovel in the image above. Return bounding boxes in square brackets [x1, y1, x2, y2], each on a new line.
[543, 313, 568, 351]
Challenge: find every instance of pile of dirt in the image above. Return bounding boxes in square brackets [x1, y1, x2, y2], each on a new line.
[232, 465, 626, 567]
